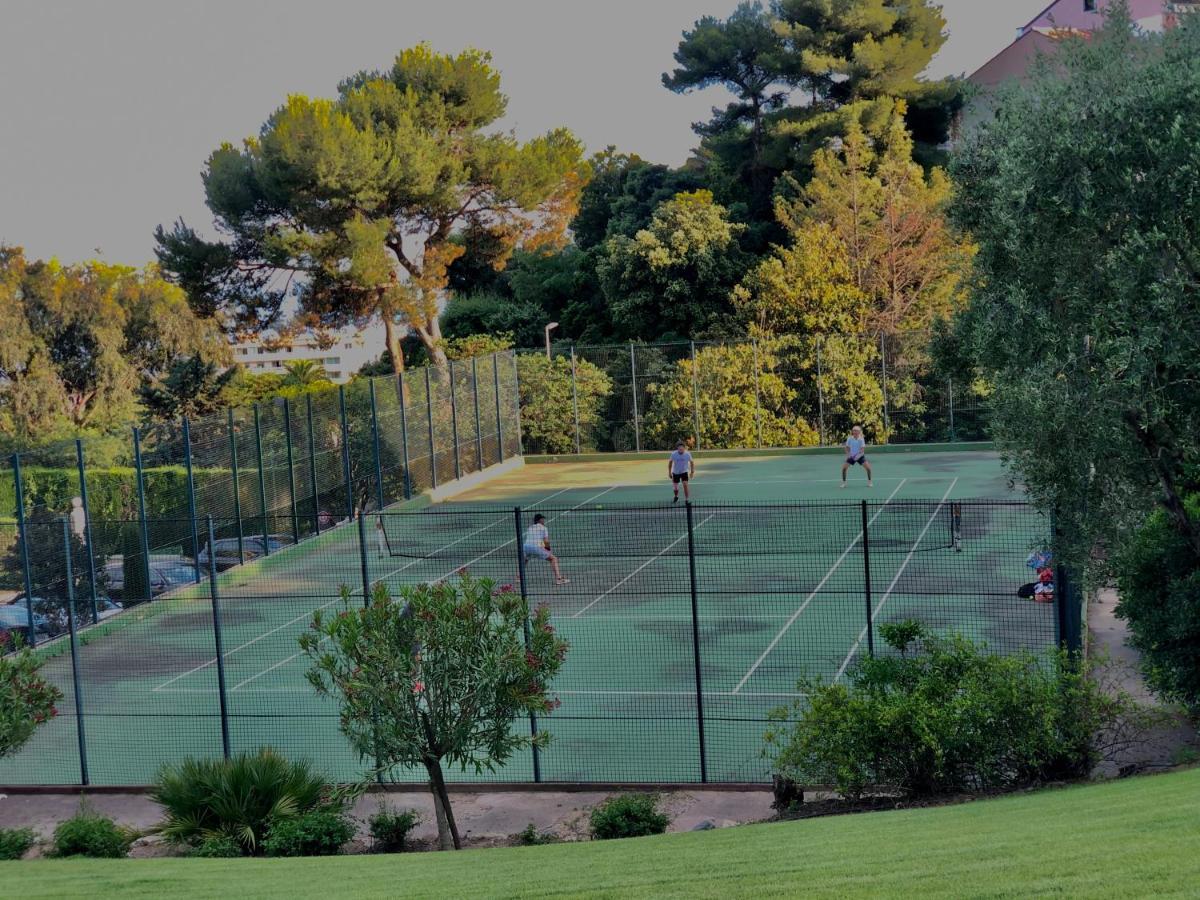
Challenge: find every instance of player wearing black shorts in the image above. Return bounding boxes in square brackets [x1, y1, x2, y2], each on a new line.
[668, 441, 695, 502]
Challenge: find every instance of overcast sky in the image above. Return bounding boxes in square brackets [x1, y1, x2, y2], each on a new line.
[0, 0, 1048, 266]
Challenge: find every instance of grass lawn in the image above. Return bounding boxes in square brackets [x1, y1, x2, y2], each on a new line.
[5, 768, 1199, 898]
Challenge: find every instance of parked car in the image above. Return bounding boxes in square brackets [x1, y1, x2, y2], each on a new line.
[0, 603, 51, 636]
[197, 534, 294, 572]
[8, 594, 123, 633]
[103, 554, 202, 601]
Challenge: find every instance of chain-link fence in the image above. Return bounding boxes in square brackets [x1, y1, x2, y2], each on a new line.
[0, 499, 1075, 787]
[534, 333, 986, 454]
[0, 351, 522, 650]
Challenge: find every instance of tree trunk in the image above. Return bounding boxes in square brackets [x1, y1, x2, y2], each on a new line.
[383, 316, 405, 376]
[1123, 410, 1200, 558]
[423, 756, 462, 850]
[415, 321, 449, 368]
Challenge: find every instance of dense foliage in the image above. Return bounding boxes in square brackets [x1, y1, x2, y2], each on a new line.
[368, 806, 421, 852]
[589, 795, 670, 840]
[0, 827, 36, 860]
[516, 353, 613, 454]
[262, 808, 355, 857]
[0, 641, 62, 758]
[51, 813, 132, 859]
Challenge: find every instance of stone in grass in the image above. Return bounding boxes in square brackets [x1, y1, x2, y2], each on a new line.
[690, 820, 716, 831]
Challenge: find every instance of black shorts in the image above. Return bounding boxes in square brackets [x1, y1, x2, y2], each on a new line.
[671, 471, 690, 483]
[846, 455, 867, 466]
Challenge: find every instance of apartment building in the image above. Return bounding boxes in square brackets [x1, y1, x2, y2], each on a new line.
[231, 322, 389, 384]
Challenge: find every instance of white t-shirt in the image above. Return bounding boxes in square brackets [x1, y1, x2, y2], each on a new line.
[846, 437, 866, 459]
[524, 522, 549, 547]
[669, 449, 693, 474]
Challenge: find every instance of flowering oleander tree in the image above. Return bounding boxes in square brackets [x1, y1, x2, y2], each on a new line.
[0, 639, 62, 759]
[300, 576, 567, 850]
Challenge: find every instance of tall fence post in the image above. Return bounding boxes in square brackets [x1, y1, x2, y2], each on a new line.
[513, 507, 542, 782]
[815, 340, 828, 446]
[425, 367, 438, 488]
[397, 372, 412, 499]
[338, 385, 355, 518]
[948, 376, 956, 443]
[752, 340, 763, 449]
[11, 454, 36, 645]
[253, 405, 271, 552]
[684, 501, 709, 783]
[512, 352, 524, 455]
[472, 356, 484, 471]
[132, 427, 153, 603]
[570, 346, 582, 454]
[227, 410, 245, 566]
[356, 512, 386, 785]
[282, 399, 300, 544]
[206, 516, 232, 759]
[62, 518, 89, 786]
[690, 341, 701, 450]
[861, 500, 875, 658]
[448, 361, 462, 480]
[492, 353, 505, 464]
[182, 418, 202, 584]
[74, 439, 100, 623]
[369, 379, 386, 510]
[879, 334, 891, 440]
[629, 342, 641, 452]
[306, 395, 321, 534]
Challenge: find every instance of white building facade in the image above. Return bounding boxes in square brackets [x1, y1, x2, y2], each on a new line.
[231, 322, 390, 384]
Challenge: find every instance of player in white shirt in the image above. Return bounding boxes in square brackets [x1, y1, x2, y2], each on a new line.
[668, 442, 695, 503]
[523, 513, 569, 585]
[841, 425, 874, 488]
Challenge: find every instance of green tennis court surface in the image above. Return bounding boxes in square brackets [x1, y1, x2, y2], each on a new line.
[2, 449, 1058, 786]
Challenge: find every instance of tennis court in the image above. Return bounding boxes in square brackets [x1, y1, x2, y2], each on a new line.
[1, 448, 1058, 786]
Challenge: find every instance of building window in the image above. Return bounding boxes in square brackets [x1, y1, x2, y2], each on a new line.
[329, 371, 341, 379]
[1084, 0, 1096, 10]
[325, 357, 340, 365]
[257, 348, 265, 355]
[344, 343, 353, 349]
[273, 361, 282, 368]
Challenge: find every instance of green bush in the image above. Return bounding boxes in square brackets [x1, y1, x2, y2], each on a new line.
[589, 795, 669, 840]
[150, 749, 338, 855]
[187, 835, 243, 858]
[514, 823, 561, 846]
[764, 622, 1147, 799]
[1115, 494, 1200, 709]
[262, 808, 354, 857]
[0, 641, 62, 759]
[0, 827, 36, 860]
[516, 353, 613, 454]
[368, 806, 420, 852]
[52, 813, 132, 858]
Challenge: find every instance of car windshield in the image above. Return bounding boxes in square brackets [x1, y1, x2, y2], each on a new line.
[160, 566, 197, 582]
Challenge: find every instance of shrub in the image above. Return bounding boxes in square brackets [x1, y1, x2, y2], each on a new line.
[0, 640, 62, 759]
[187, 835, 243, 858]
[764, 624, 1152, 799]
[515, 353, 613, 454]
[589, 795, 669, 840]
[262, 807, 354, 858]
[514, 823, 561, 846]
[1115, 494, 1200, 709]
[150, 748, 338, 855]
[0, 827, 36, 860]
[52, 813, 132, 858]
[368, 806, 420, 852]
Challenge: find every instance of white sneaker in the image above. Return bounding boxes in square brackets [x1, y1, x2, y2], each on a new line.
[868, 481, 874, 488]
[840, 482, 846, 489]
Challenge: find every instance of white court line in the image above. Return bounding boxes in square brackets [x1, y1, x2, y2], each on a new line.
[229, 484, 621, 692]
[730, 479, 908, 694]
[834, 477, 959, 681]
[570, 513, 715, 619]
[153, 484, 578, 693]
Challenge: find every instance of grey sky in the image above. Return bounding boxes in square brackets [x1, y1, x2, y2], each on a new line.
[0, 0, 1046, 266]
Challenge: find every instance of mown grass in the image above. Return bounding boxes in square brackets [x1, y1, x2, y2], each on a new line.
[4, 768, 1199, 898]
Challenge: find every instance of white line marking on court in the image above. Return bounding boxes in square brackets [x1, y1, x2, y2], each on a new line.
[834, 477, 959, 681]
[729, 479, 908, 694]
[152, 484, 578, 693]
[570, 513, 715, 618]
[226, 485, 621, 693]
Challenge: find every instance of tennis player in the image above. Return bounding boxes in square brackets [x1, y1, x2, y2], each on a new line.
[523, 513, 569, 585]
[841, 425, 874, 488]
[668, 441, 695, 503]
[374, 515, 388, 558]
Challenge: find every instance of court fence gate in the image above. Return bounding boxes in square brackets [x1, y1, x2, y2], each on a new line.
[0, 498, 1080, 788]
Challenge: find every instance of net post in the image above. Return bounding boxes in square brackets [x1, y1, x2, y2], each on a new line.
[132, 427, 153, 604]
[752, 339, 763, 449]
[227, 410, 245, 566]
[472, 356, 484, 471]
[425, 367, 438, 488]
[306, 394, 321, 534]
[182, 418, 202, 584]
[74, 439, 100, 623]
[815, 339, 827, 446]
[684, 501, 709, 783]
[448, 360, 462, 480]
[513, 506, 542, 783]
[691, 341, 701, 450]
[11, 454, 36, 646]
[355, 511, 386, 785]
[369, 379, 386, 509]
[62, 517, 90, 786]
[339, 385, 355, 518]
[570, 346, 581, 454]
[861, 500, 875, 658]
[253, 405, 270, 552]
[948, 376, 956, 442]
[205, 515, 232, 759]
[282, 398, 301, 545]
[629, 342, 641, 452]
[492, 353, 504, 464]
[397, 371, 412, 499]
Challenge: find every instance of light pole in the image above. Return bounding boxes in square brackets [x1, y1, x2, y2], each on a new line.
[544, 322, 559, 360]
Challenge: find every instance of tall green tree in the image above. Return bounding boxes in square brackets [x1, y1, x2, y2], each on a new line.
[156, 45, 587, 373]
[140, 356, 236, 423]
